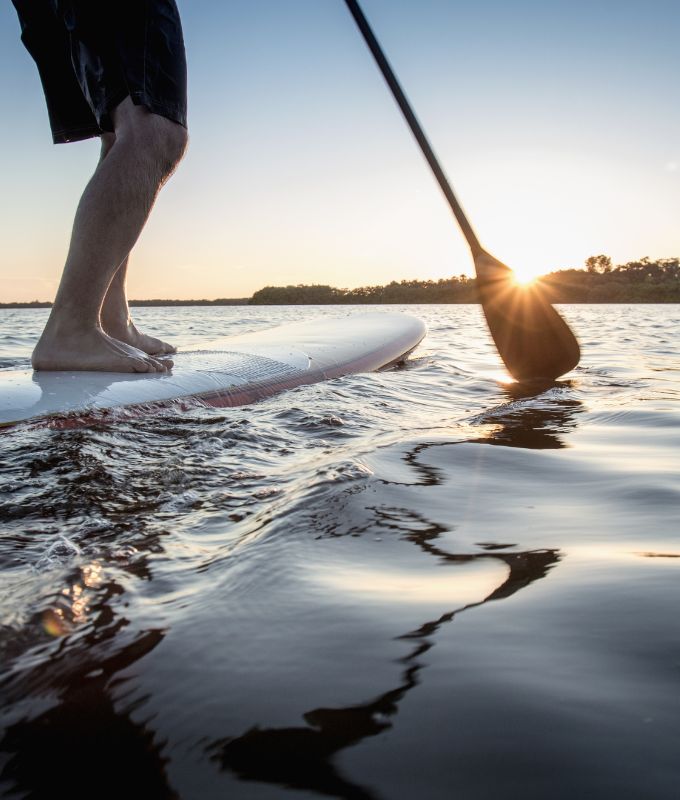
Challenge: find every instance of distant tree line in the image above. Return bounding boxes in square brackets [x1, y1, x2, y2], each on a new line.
[129, 298, 250, 306]
[541, 256, 680, 303]
[3, 257, 679, 307]
[250, 257, 680, 305]
[249, 275, 478, 305]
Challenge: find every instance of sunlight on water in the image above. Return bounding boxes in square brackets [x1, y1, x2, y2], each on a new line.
[311, 560, 509, 607]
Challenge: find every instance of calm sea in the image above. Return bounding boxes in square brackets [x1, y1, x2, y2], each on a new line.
[1, 304, 679, 799]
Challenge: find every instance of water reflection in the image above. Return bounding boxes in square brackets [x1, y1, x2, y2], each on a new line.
[209, 541, 560, 798]
[471, 384, 584, 449]
[0, 625, 173, 798]
[637, 552, 680, 559]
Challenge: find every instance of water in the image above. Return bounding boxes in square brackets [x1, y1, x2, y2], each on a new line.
[1, 304, 678, 799]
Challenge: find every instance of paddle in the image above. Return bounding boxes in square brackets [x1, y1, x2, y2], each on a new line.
[344, 0, 580, 382]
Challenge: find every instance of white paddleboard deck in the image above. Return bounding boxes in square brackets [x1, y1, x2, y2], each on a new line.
[0, 312, 426, 429]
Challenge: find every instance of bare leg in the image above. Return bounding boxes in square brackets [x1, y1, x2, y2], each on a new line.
[32, 98, 187, 372]
[99, 135, 175, 356]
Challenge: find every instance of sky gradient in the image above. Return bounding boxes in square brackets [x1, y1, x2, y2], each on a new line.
[1, 0, 679, 301]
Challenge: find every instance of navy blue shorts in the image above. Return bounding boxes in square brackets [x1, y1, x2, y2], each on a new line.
[12, 0, 188, 144]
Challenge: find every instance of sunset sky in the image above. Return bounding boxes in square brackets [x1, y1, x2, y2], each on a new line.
[1, 0, 678, 301]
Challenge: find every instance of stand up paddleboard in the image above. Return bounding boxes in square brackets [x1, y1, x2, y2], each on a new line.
[0, 312, 426, 430]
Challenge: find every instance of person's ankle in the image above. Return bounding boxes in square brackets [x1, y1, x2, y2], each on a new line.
[101, 311, 133, 333]
[43, 303, 100, 335]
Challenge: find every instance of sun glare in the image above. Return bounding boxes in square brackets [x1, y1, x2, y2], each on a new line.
[511, 268, 538, 286]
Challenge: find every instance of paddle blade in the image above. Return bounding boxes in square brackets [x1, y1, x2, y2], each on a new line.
[474, 251, 580, 382]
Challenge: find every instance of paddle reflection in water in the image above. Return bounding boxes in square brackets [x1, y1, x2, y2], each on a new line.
[471, 382, 583, 450]
[209, 545, 560, 800]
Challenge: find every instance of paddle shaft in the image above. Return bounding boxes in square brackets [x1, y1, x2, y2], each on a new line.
[344, 0, 482, 255]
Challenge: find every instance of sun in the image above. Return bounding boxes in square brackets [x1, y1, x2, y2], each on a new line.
[511, 268, 538, 287]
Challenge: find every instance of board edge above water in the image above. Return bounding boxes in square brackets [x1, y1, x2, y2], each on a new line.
[0, 312, 426, 430]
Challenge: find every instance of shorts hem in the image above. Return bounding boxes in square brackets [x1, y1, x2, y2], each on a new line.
[51, 94, 187, 144]
[128, 91, 188, 129]
[52, 125, 104, 145]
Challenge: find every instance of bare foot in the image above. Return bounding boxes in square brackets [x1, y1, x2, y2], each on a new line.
[32, 325, 173, 373]
[102, 317, 176, 355]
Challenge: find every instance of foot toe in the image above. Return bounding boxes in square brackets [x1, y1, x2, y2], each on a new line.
[132, 358, 154, 373]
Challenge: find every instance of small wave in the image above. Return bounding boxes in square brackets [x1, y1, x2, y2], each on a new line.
[34, 536, 81, 572]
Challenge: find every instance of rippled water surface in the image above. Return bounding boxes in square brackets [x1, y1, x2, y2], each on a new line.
[1, 304, 679, 799]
